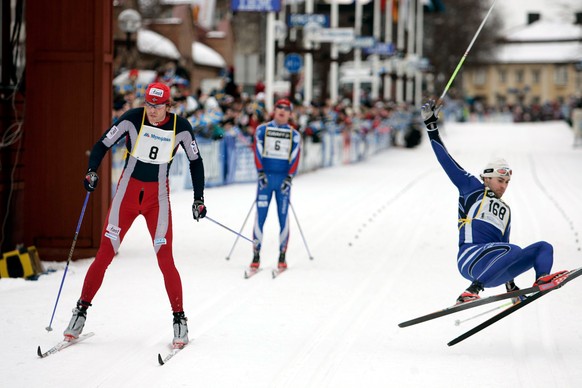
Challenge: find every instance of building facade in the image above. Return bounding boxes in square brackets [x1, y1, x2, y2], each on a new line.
[463, 13, 582, 108]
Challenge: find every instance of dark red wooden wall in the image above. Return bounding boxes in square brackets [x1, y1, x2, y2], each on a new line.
[22, 1, 113, 260]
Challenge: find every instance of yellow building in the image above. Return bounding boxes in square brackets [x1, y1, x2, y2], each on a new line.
[463, 14, 582, 107]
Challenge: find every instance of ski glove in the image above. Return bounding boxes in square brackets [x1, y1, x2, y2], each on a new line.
[420, 99, 441, 131]
[192, 198, 207, 221]
[258, 171, 268, 189]
[280, 175, 292, 195]
[83, 169, 99, 192]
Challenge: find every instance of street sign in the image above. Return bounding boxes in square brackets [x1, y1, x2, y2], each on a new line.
[284, 53, 303, 74]
[288, 14, 329, 28]
[352, 36, 376, 49]
[231, 0, 281, 12]
[364, 42, 395, 56]
[309, 28, 354, 43]
[274, 20, 287, 40]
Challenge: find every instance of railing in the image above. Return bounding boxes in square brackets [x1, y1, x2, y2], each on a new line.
[110, 124, 396, 195]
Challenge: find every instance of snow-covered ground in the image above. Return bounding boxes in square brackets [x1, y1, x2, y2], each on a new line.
[2, 120, 582, 387]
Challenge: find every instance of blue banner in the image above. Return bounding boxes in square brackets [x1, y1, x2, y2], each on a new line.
[231, 0, 281, 12]
[287, 14, 329, 28]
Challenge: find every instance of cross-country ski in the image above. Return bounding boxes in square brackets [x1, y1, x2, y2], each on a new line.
[158, 345, 186, 366]
[271, 267, 287, 279]
[37, 332, 95, 358]
[448, 268, 582, 346]
[399, 268, 582, 328]
[244, 267, 262, 279]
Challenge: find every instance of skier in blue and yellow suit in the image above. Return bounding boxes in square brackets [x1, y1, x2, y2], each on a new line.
[250, 99, 301, 270]
[421, 99, 565, 305]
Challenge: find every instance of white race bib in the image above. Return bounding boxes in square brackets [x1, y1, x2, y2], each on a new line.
[132, 124, 175, 164]
[263, 127, 292, 160]
[478, 196, 510, 233]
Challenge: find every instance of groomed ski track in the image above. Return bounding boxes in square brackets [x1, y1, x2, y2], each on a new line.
[6, 121, 582, 387]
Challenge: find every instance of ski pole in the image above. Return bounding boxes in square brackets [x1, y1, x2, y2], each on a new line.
[437, 0, 498, 107]
[45, 191, 91, 332]
[454, 300, 513, 326]
[205, 216, 257, 246]
[225, 201, 255, 260]
[289, 202, 314, 260]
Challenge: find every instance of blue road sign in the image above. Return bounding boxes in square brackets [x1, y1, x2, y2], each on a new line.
[284, 53, 303, 74]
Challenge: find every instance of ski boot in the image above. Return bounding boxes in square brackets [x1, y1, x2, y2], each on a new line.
[250, 251, 260, 269]
[455, 281, 483, 304]
[172, 311, 189, 349]
[277, 252, 287, 270]
[533, 270, 568, 286]
[63, 299, 91, 341]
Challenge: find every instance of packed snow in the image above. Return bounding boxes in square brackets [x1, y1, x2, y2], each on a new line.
[2, 120, 581, 387]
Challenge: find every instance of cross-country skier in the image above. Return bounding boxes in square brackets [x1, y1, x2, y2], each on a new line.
[421, 99, 565, 304]
[250, 99, 301, 270]
[64, 82, 206, 348]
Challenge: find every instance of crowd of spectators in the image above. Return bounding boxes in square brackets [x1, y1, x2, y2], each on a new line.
[442, 94, 582, 125]
[113, 66, 581, 151]
[112, 68, 424, 149]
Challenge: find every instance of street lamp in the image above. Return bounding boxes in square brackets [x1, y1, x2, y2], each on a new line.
[118, 9, 142, 68]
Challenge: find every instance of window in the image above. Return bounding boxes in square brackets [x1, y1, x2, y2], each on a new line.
[497, 69, 507, 83]
[474, 68, 486, 85]
[532, 69, 541, 83]
[554, 65, 568, 85]
[515, 69, 524, 83]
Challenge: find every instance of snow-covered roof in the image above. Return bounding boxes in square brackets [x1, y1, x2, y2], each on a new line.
[137, 29, 181, 60]
[491, 19, 582, 64]
[192, 42, 226, 68]
[493, 41, 582, 64]
[504, 20, 582, 42]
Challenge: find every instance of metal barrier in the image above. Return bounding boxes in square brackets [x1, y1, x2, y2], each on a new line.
[111, 126, 395, 194]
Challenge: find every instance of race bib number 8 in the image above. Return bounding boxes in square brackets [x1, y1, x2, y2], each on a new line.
[132, 125, 175, 164]
[263, 127, 292, 160]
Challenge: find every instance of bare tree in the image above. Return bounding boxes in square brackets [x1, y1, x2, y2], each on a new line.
[423, 0, 503, 97]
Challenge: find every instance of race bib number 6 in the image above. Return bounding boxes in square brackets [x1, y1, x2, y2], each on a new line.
[263, 127, 292, 160]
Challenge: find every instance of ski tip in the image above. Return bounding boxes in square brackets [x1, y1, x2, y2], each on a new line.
[37, 346, 43, 358]
[447, 338, 462, 347]
[158, 353, 164, 365]
[244, 268, 261, 279]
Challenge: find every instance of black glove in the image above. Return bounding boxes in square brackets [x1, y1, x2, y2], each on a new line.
[258, 171, 268, 189]
[83, 169, 99, 192]
[280, 175, 292, 195]
[420, 99, 441, 131]
[192, 198, 207, 221]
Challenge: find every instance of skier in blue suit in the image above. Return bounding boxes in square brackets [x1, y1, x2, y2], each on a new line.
[251, 99, 301, 270]
[421, 100, 565, 304]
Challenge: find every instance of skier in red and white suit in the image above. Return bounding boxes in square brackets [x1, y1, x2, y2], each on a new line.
[64, 83, 205, 348]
